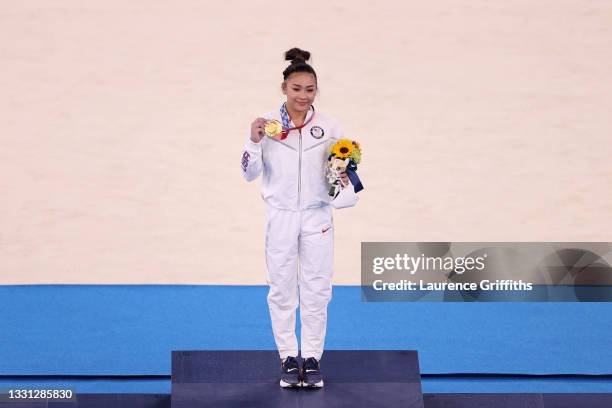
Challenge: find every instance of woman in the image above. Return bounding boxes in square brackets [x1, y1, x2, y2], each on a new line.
[241, 47, 359, 388]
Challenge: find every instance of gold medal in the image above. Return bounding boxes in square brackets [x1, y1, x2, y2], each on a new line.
[264, 120, 283, 138]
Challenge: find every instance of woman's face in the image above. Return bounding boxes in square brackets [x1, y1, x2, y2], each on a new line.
[282, 72, 317, 114]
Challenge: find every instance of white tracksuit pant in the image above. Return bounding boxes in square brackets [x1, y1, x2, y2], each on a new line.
[265, 205, 334, 361]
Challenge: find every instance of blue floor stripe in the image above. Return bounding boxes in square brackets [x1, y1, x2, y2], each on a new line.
[1, 285, 611, 376]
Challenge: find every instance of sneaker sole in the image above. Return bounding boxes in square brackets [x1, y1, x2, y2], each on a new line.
[279, 379, 301, 388]
[302, 379, 324, 388]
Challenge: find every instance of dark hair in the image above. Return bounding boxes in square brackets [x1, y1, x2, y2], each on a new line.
[282, 47, 317, 81]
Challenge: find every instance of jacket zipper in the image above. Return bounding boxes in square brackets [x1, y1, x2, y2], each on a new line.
[298, 128, 302, 209]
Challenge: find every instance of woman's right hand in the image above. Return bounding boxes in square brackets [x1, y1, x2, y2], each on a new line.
[250, 118, 268, 143]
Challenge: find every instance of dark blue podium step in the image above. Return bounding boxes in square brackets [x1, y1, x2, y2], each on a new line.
[171, 350, 424, 408]
[3, 391, 612, 407]
[423, 393, 612, 408]
[0, 394, 170, 408]
[424, 393, 544, 407]
[542, 393, 612, 407]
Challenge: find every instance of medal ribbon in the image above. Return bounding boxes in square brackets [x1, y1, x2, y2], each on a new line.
[279, 103, 315, 140]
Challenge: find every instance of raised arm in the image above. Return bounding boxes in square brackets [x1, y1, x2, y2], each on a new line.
[241, 118, 267, 182]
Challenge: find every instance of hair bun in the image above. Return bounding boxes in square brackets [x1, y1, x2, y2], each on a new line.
[285, 47, 311, 64]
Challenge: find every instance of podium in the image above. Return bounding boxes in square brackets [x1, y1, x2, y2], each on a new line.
[4, 350, 612, 407]
[171, 350, 424, 408]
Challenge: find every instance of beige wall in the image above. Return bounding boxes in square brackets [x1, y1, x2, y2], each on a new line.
[2, 1, 611, 284]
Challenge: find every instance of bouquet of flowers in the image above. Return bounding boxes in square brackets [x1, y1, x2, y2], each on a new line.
[327, 139, 364, 197]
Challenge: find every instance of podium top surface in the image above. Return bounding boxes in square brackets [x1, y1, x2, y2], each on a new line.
[172, 350, 421, 384]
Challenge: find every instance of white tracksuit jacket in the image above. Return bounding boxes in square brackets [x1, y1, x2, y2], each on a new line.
[241, 106, 358, 360]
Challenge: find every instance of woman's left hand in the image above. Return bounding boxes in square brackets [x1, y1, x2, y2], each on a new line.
[340, 172, 350, 187]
